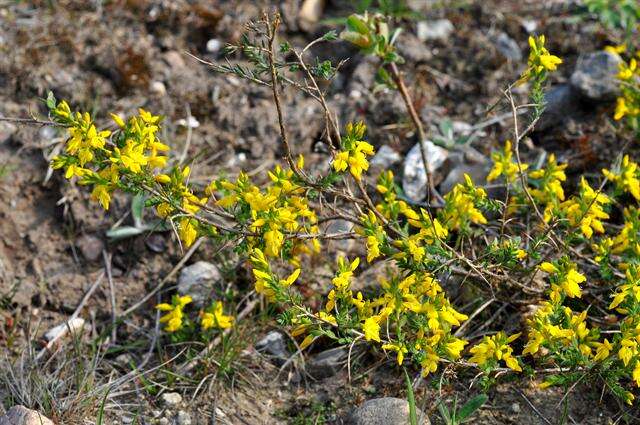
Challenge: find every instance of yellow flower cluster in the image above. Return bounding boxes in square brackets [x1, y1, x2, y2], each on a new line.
[469, 332, 522, 371]
[487, 140, 526, 183]
[332, 122, 375, 180]
[560, 177, 610, 239]
[519, 35, 563, 83]
[610, 46, 639, 123]
[213, 160, 320, 262]
[603, 155, 640, 201]
[157, 295, 193, 332]
[440, 174, 488, 231]
[529, 154, 567, 222]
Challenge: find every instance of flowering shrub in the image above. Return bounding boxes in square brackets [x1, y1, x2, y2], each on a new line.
[42, 13, 640, 405]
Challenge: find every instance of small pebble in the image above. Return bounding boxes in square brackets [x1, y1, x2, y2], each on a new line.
[511, 402, 521, 413]
[161, 392, 182, 407]
[176, 410, 192, 425]
[206, 39, 222, 53]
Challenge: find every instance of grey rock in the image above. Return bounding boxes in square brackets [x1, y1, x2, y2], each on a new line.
[347, 397, 430, 425]
[440, 162, 489, 195]
[177, 261, 221, 307]
[38, 125, 56, 141]
[0, 406, 54, 425]
[206, 39, 222, 54]
[0, 122, 17, 144]
[397, 34, 433, 63]
[402, 141, 449, 202]
[161, 392, 182, 407]
[255, 330, 289, 365]
[176, 410, 192, 425]
[494, 32, 522, 62]
[537, 84, 583, 131]
[570, 51, 622, 101]
[307, 347, 348, 379]
[370, 145, 401, 169]
[325, 219, 355, 252]
[76, 234, 104, 262]
[416, 19, 454, 41]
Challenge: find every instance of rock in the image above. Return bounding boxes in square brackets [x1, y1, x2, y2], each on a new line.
[0, 122, 17, 144]
[494, 32, 522, 62]
[396, 34, 433, 63]
[0, 406, 54, 425]
[163, 51, 186, 70]
[176, 410, 192, 425]
[145, 233, 166, 253]
[176, 116, 200, 129]
[521, 19, 538, 34]
[177, 261, 221, 307]
[161, 392, 182, 407]
[298, 0, 325, 28]
[402, 141, 449, 202]
[440, 162, 489, 195]
[511, 402, 521, 413]
[150, 81, 167, 96]
[255, 330, 289, 366]
[370, 145, 401, 169]
[347, 397, 430, 425]
[307, 347, 348, 379]
[325, 219, 355, 252]
[38, 125, 56, 141]
[206, 39, 222, 54]
[536, 84, 583, 131]
[416, 19, 454, 41]
[44, 317, 86, 342]
[76, 234, 104, 262]
[570, 51, 622, 101]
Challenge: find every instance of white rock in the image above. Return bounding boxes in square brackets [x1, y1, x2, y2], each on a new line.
[161, 392, 183, 407]
[402, 141, 448, 202]
[348, 397, 430, 425]
[206, 39, 222, 53]
[570, 51, 622, 101]
[178, 261, 221, 307]
[151, 81, 167, 96]
[176, 410, 192, 425]
[0, 406, 54, 425]
[176, 116, 200, 129]
[44, 317, 85, 342]
[298, 0, 325, 24]
[416, 19, 454, 41]
[370, 145, 401, 168]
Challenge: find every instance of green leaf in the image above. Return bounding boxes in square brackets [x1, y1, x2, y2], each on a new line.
[437, 401, 452, 425]
[322, 30, 338, 41]
[457, 394, 488, 423]
[131, 193, 145, 228]
[46, 91, 56, 109]
[404, 368, 418, 425]
[346, 15, 369, 35]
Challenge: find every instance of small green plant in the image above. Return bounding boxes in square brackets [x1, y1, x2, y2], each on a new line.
[436, 394, 488, 425]
[585, 0, 639, 38]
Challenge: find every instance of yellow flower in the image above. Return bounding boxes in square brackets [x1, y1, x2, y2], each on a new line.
[469, 332, 522, 372]
[592, 338, 612, 362]
[178, 218, 198, 248]
[603, 155, 640, 200]
[487, 140, 527, 183]
[363, 316, 381, 342]
[201, 301, 234, 330]
[156, 295, 192, 332]
[381, 343, 408, 365]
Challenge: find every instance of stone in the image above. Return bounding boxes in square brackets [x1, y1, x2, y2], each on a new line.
[402, 140, 449, 202]
[150, 81, 167, 96]
[325, 219, 355, 252]
[76, 234, 104, 262]
[570, 51, 622, 101]
[298, 0, 325, 28]
[511, 402, 521, 413]
[176, 410, 192, 425]
[494, 32, 522, 62]
[536, 84, 583, 131]
[396, 34, 433, 63]
[0, 406, 54, 425]
[255, 330, 289, 365]
[0, 122, 17, 144]
[164, 51, 186, 70]
[370, 145, 401, 169]
[206, 39, 222, 54]
[44, 317, 86, 342]
[307, 347, 348, 379]
[161, 392, 182, 407]
[416, 19, 454, 41]
[177, 261, 221, 307]
[347, 397, 430, 425]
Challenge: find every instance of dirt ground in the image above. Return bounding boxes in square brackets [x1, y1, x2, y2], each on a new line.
[0, 0, 638, 424]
